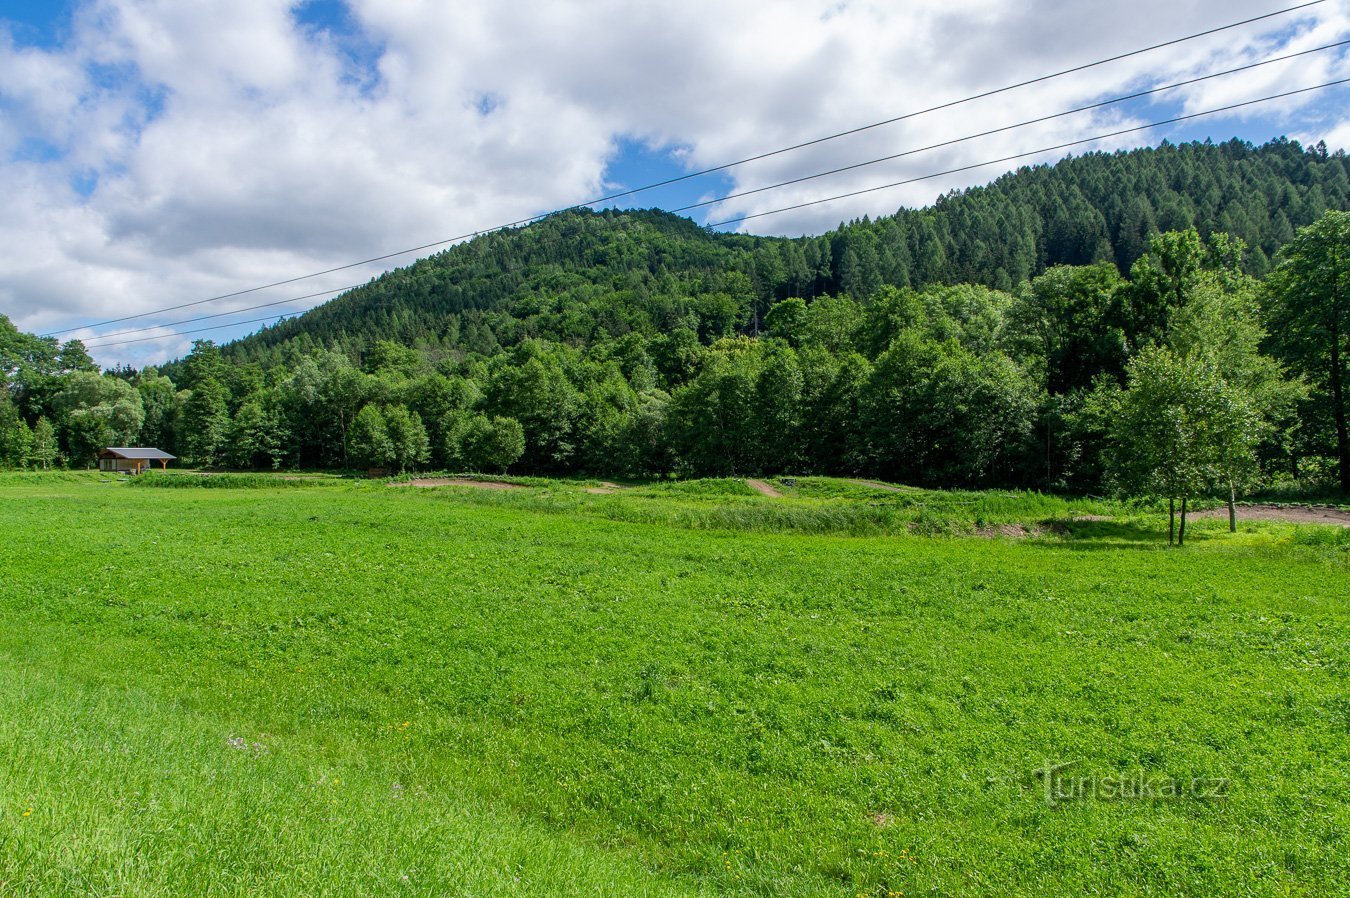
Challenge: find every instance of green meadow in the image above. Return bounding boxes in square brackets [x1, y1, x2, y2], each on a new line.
[0, 474, 1345, 896]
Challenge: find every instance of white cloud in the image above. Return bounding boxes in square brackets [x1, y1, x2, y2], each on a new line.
[0, 0, 1346, 366]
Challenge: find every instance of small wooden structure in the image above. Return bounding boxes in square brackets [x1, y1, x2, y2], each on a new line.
[98, 447, 176, 474]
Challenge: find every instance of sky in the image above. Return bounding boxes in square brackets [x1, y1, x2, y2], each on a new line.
[1, 0, 1347, 367]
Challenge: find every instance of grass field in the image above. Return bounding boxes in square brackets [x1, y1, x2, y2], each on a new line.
[0, 474, 1346, 896]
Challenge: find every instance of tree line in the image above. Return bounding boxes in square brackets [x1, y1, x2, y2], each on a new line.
[2, 139, 1347, 525]
[2, 212, 1346, 522]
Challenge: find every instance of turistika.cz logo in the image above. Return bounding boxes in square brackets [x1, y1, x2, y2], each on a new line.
[1034, 760, 1230, 808]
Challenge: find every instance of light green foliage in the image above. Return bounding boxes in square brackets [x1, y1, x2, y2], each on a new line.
[458, 414, 525, 473]
[383, 404, 431, 473]
[135, 367, 181, 450]
[226, 399, 286, 470]
[29, 416, 57, 469]
[51, 370, 146, 466]
[365, 339, 426, 378]
[799, 295, 862, 353]
[350, 403, 394, 469]
[0, 479, 1343, 896]
[1105, 346, 1263, 515]
[0, 397, 33, 468]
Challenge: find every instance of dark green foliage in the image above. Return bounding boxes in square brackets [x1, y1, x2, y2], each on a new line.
[217, 141, 1348, 368]
[179, 377, 229, 467]
[859, 333, 1038, 487]
[1, 141, 1345, 494]
[458, 415, 526, 473]
[1266, 210, 1350, 489]
[51, 371, 145, 467]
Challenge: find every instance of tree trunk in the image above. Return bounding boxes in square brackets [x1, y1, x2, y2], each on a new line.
[1228, 481, 1237, 533]
[1045, 417, 1053, 485]
[1178, 497, 1188, 546]
[1169, 497, 1176, 545]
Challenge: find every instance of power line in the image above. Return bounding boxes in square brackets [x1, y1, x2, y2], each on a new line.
[39, 0, 1326, 339]
[591, 0, 1330, 207]
[705, 78, 1350, 228]
[81, 38, 1346, 348]
[82, 78, 1349, 352]
[668, 40, 1350, 216]
[78, 284, 361, 343]
[83, 313, 296, 349]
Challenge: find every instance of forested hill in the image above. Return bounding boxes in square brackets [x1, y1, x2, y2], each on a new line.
[220, 137, 1347, 368]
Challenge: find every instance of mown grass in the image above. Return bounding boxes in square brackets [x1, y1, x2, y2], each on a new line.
[0, 476, 1345, 896]
[393, 476, 1156, 539]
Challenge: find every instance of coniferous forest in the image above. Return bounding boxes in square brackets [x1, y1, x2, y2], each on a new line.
[3, 138, 1349, 501]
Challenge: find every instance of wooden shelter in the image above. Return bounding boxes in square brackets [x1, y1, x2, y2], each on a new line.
[98, 447, 176, 474]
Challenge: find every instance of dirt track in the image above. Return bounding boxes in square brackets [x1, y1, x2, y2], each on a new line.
[745, 479, 782, 498]
[396, 478, 523, 490]
[1193, 504, 1350, 526]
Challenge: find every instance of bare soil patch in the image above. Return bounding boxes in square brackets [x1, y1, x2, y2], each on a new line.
[583, 481, 624, 495]
[746, 479, 783, 498]
[396, 478, 524, 490]
[1193, 503, 1350, 526]
[975, 523, 1035, 539]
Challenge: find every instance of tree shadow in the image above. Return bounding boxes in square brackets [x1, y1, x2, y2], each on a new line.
[1034, 518, 1177, 550]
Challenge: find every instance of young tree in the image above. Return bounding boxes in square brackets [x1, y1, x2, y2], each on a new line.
[1266, 210, 1350, 491]
[1105, 346, 1261, 544]
[29, 416, 57, 469]
[1168, 276, 1303, 526]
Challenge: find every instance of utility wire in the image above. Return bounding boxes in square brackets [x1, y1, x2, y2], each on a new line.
[81, 37, 1350, 348]
[79, 284, 361, 343]
[80, 78, 1350, 351]
[38, 0, 1326, 339]
[669, 39, 1350, 216]
[84, 35, 1350, 345]
[83, 313, 296, 349]
[706, 78, 1350, 228]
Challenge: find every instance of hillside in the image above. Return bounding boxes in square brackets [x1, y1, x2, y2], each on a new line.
[6, 139, 1349, 495]
[220, 137, 1348, 367]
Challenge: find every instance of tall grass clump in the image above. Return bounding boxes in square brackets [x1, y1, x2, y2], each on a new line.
[129, 472, 333, 489]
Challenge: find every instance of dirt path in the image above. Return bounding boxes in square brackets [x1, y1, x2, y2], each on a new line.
[848, 479, 917, 493]
[1192, 503, 1350, 526]
[395, 478, 523, 490]
[746, 479, 782, 498]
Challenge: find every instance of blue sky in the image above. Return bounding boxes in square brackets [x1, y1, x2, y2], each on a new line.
[1, 0, 1346, 366]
